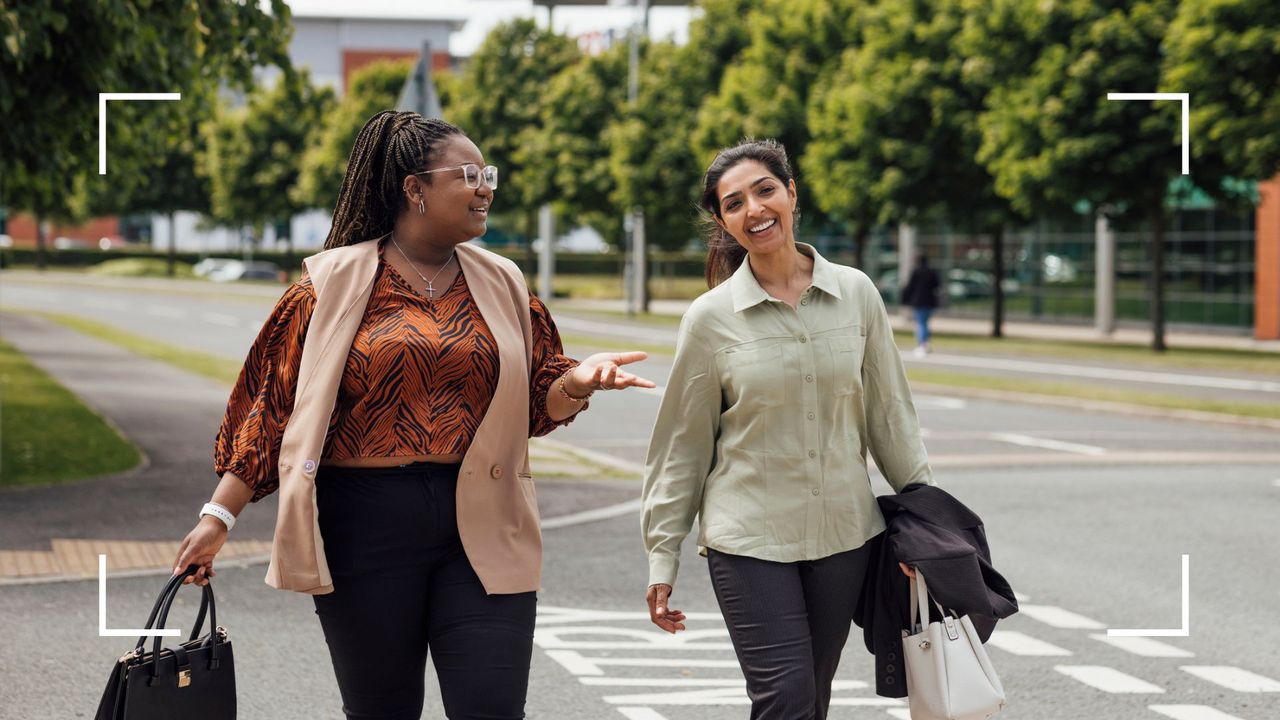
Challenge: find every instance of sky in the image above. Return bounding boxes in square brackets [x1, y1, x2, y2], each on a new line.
[285, 0, 695, 56]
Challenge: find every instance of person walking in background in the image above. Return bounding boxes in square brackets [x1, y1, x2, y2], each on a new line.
[641, 138, 935, 720]
[172, 110, 655, 720]
[901, 251, 941, 357]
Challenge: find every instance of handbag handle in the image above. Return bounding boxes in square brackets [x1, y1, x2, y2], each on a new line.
[128, 565, 221, 682]
[908, 568, 952, 631]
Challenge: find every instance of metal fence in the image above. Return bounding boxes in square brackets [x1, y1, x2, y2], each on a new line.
[809, 208, 1257, 331]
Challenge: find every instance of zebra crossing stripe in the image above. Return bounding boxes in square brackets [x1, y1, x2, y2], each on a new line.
[616, 708, 669, 720]
[886, 710, 913, 720]
[1090, 634, 1195, 657]
[1180, 666, 1280, 692]
[987, 630, 1072, 656]
[1055, 665, 1165, 693]
[1149, 705, 1248, 720]
[1020, 604, 1107, 629]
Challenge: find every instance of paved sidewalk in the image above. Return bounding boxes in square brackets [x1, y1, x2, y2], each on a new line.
[554, 298, 1280, 352]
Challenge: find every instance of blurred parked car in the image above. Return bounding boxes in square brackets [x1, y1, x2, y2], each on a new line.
[206, 260, 280, 282]
[192, 258, 238, 278]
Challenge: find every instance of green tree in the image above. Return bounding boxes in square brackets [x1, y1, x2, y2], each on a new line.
[960, 0, 1185, 351]
[606, 0, 756, 257]
[449, 19, 580, 248]
[294, 60, 413, 213]
[521, 43, 630, 246]
[806, 0, 1021, 335]
[1163, 0, 1280, 183]
[692, 0, 862, 227]
[0, 0, 292, 268]
[201, 69, 335, 273]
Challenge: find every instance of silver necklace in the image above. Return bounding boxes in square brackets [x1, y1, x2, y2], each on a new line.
[391, 235, 455, 298]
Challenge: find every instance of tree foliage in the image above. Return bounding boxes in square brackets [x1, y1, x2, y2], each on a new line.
[1163, 0, 1280, 184]
[449, 19, 581, 227]
[293, 60, 413, 212]
[1, 0, 292, 221]
[200, 69, 335, 235]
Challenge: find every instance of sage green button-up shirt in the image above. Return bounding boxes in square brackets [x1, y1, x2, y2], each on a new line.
[642, 244, 935, 589]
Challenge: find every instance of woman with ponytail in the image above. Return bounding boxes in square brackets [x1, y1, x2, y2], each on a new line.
[641, 139, 936, 719]
[172, 111, 655, 719]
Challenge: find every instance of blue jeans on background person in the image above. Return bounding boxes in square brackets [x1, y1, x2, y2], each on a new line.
[913, 306, 933, 347]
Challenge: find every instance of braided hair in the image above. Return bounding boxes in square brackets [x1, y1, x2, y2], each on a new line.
[324, 111, 464, 249]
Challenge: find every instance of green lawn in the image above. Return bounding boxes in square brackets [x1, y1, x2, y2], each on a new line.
[0, 338, 142, 486]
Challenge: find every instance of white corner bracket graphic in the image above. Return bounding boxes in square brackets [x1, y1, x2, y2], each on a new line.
[98, 92, 182, 175]
[1107, 554, 1190, 637]
[1105, 92, 1190, 175]
[99, 554, 180, 637]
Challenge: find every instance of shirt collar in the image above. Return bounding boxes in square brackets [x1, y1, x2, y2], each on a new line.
[729, 242, 843, 313]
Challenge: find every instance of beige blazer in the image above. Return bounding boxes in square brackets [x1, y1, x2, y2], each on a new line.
[264, 239, 540, 595]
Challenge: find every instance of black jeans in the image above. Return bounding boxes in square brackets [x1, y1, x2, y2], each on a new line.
[707, 545, 872, 720]
[312, 463, 537, 720]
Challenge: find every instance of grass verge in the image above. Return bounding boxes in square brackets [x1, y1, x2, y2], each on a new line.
[907, 367, 1280, 422]
[16, 310, 242, 385]
[0, 338, 143, 486]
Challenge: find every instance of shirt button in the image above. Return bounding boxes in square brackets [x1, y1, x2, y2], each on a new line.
[490, 464, 504, 479]
[798, 335, 807, 343]
[886, 663, 896, 673]
[888, 652, 897, 660]
[808, 450, 816, 459]
[811, 488, 820, 496]
[886, 677, 895, 685]
[807, 412, 815, 420]
[801, 299, 809, 306]
[805, 374, 813, 383]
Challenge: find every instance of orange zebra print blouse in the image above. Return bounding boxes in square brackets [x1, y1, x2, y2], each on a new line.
[214, 256, 583, 501]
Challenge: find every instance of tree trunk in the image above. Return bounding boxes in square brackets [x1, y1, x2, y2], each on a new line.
[525, 210, 537, 276]
[167, 211, 177, 278]
[991, 225, 1004, 338]
[853, 226, 868, 270]
[35, 216, 47, 271]
[1150, 210, 1167, 352]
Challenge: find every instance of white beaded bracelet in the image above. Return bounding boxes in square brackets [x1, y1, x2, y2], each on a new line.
[199, 502, 236, 532]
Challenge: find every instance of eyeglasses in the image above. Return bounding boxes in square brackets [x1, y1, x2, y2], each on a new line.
[415, 163, 499, 190]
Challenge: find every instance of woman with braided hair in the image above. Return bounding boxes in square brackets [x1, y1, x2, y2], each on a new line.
[172, 110, 655, 719]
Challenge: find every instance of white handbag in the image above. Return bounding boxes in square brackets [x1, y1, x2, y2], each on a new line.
[902, 568, 1007, 720]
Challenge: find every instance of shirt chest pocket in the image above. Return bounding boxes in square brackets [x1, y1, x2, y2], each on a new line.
[826, 331, 867, 396]
[720, 343, 786, 409]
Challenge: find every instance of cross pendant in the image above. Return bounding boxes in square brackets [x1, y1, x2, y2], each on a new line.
[426, 282, 434, 296]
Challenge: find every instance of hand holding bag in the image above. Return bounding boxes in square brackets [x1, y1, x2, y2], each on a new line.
[94, 565, 236, 720]
[902, 568, 1005, 720]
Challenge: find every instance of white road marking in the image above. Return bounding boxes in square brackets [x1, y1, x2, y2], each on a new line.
[536, 606, 723, 625]
[602, 681, 898, 707]
[584, 678, 747, 687]
[1055, 665, 1165, 693]
[1090, 634, 1194, 657]
[534, 625, 733, 651]
[1149, 705, 1249, 720]
[1019, 605, 1107, 629]
[1180, 666, 1280, 692]
[987, 630, 1072, 656]
[541, 499, 643, 530]
[989, 432, 1107, 455]
[915, 395, 968, 409]
[1014, 591, 1032, 602]
[87, 298, 127, 310]
[201, 312, 240, 327]
[616, 709, 669, 720]
[886, 710, 913, 720]
[917, 352, 1280, 393]
[145, 306, 185, 318]
[545, 650, 739, 676]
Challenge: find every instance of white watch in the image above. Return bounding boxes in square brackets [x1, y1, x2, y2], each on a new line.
[199, 502, 236, 532]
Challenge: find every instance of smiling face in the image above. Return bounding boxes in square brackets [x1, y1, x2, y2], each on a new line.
[713, 159, 798, 255]
[404, 134, 494, 245]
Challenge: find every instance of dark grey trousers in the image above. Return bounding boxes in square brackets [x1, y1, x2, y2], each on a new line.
[707, 545, 872, 720]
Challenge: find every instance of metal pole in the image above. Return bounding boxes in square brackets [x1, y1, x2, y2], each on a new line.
[633, 208, 647, 312]
[538, 204, 555, 301]
[897, 222, 916, 313]
[1095, 212, 1116, 335]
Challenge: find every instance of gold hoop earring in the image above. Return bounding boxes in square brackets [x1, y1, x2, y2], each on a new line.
[418, 199, 425, 215]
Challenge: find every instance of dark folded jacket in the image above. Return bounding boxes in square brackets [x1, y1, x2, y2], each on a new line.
[854, 483, 1018, 697]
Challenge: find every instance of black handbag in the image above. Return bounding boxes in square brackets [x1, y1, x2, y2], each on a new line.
[94, 565, 236, 719]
